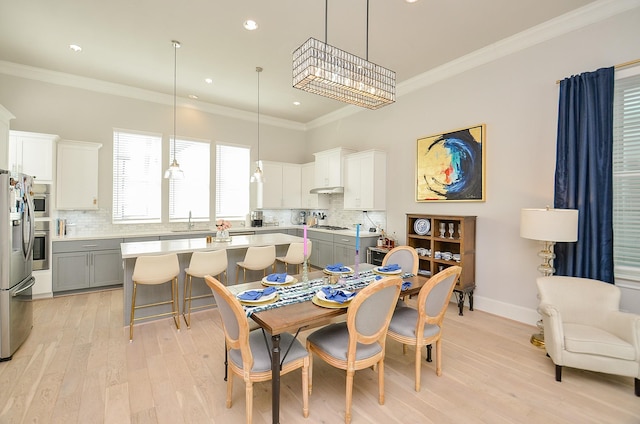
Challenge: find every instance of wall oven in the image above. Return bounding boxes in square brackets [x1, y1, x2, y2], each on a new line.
[32, 185, 50, 218]
[33, 221, 49, 271]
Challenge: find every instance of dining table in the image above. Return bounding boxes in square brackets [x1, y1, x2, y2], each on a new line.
[226, 262, 430, 424]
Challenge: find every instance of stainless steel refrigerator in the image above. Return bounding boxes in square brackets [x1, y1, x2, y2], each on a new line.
[0, 169, 35, 361]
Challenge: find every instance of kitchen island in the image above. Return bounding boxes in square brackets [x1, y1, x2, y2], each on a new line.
[120, 233, 303, 325]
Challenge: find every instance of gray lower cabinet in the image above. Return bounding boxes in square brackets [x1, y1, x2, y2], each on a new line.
[333, 234, 377, 266]
[52, 238, 124, 293]
[306, 231, 333, 268]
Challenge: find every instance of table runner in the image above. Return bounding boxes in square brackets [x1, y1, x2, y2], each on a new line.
[243, 270, 413, 316]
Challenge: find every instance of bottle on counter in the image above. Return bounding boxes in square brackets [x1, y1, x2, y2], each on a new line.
[377, 231, 385, 247]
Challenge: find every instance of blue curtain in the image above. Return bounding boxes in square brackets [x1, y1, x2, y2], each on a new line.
[554, 67, 614, 283]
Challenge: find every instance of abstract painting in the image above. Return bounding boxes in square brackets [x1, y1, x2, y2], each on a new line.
[416, 124, 485, 202]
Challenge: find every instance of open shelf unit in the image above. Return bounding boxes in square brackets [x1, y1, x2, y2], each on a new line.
[406, 214, 476, 315]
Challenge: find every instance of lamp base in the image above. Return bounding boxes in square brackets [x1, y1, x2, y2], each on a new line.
[530, 332, 545, 348]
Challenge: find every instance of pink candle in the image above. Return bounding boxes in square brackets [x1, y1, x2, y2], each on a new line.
[303, 225, 308, 257]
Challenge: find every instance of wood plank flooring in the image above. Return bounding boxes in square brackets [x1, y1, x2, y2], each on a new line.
[0, 289, 639, 423]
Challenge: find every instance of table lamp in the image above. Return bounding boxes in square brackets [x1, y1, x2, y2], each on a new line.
[520, 206, 579, 347]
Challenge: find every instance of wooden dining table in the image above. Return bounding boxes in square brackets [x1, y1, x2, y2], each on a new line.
[226, 263, 430, 424]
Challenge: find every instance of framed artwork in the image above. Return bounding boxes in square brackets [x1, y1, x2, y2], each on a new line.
[416, 124, 485, 202]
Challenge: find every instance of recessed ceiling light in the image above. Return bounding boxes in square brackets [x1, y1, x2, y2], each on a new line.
[188, 94, 198, 100]
[69, 44, 82, 52]
[243, 20, 258, 30]
[205, 78, 213, 84]
[405, 0, 419, 3]
[293, 101, 301, 106]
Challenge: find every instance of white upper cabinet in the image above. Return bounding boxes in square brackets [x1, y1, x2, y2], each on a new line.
[344, 149, 386, 211]
[9, 130, 58, 183]
[313, 147, 356, 189]
[260, 161, 301, 209]
[301, 162, 329, 209]
[56, 140, 102, 210]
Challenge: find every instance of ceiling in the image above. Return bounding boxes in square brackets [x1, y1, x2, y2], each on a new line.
[0, 0, 598, 125]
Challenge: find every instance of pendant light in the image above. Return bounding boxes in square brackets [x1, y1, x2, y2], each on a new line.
[164, 40, 184, 179]
[251, 66, 265, 183]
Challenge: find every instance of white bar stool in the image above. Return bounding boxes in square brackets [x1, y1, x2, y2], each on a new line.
[183, 249, 228, 328]
[276, 241, 312, 274]
[130, 253, 180, 341]
[235, 245, 276, 283]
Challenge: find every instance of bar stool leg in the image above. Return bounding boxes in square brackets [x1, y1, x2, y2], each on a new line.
[130, 282, 137, 342]
[173, 277, 180, 330]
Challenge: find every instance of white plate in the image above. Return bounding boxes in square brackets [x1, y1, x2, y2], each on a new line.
[236, 289, 278, 304]
[323, 266, 354, 275]
[316, 289, 353, 304]
[374, 266, 403, 275]
[414, 218, 430, 235]
[261, 275, 295, 285]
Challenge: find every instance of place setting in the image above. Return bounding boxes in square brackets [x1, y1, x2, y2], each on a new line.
[236, 286, 279, 306]
[373, 263, 403, 275]
[323, 263, 354, 275]
[261, 272, 297, 286]
[312, 286, 356, 309]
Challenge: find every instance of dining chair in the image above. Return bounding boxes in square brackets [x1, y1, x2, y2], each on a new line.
[205, 275, 310, 423]
[130, 253, 180, 341]
[275, 241, 312, 274]
[387, 265, 462, 392]
[381, 245, 419, 275]
[306, 276, 403, 424]
[236, 245, 276, 283]
[182, 249, 228, 328]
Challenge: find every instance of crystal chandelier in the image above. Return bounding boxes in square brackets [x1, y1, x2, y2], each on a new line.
[292, 0, 396, 110]
[164, 40, 184, 179]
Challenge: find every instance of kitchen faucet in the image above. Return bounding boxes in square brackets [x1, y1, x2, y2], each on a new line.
[188, 210, 194, 230]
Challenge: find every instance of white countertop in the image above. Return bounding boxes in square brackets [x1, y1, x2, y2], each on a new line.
[120, 233, 303, 258]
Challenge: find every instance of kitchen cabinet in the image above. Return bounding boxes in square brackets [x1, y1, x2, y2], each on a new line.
[300, 162, 329, 209]
[344, 149, 386, 210]
[52, 238, 123, 293]
[0, 105, 14, 171]
[260, 161, 301, 209]
[333, 233, 377, 266]
[313, 147, 355, 189]
[56, 140, 102, 210]
[9, 130, 58, 183]
[406, 214, 476, 315]
[307, 230, 334, 268]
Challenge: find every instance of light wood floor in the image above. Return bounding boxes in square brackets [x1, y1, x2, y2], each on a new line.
[1, 289, 639, 424]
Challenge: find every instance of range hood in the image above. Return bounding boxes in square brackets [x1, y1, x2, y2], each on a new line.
[309, 186, 344, 194]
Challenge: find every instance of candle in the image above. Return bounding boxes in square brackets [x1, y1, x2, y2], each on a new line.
[355, 224, 360, 252]
[303, 225, 308, 257]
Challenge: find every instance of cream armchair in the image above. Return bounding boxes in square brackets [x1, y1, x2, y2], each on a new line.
[536, 276, 640, 396]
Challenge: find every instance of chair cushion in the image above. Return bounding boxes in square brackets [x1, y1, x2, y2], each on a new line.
[564, 323, 636, 360]
[388, 307, 441, 339]
[229, 329, 308, 373]
[307, 322, 382, 361]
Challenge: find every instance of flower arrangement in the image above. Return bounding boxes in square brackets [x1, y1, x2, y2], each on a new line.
[216, 219, 232, 231]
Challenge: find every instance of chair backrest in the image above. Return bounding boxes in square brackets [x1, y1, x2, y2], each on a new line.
[243, 245, 276, 270]
[284, 241, 312, 264]
[536, 276, 620, 325]
[382, 246, 419, 275]
[204, 275, 254, 368]
[418, 266, 462, 326]
[187, 249, 228, 278]
[132, 253, 180, 285]
[347, 276, 403, 355]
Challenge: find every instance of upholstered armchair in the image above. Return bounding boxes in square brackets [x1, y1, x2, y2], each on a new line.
[536, 276, 640, 395]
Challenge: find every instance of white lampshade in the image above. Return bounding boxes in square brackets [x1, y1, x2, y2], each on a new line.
[520, 208, 579, 242]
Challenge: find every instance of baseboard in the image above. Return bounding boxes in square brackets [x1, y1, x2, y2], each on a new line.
[451, 294, 539, 326]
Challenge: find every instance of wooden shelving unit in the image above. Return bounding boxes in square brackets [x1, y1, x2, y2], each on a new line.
[406, 214, 476, 315]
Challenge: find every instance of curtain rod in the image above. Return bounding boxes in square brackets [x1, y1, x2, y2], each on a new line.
[555, 58, 640, 84]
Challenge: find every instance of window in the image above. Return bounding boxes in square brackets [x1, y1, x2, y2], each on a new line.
[169, 138, 210, 221]
[613, 72, 640, 282]
[113, 129, 162, 223]
[215, 143, 250, 219]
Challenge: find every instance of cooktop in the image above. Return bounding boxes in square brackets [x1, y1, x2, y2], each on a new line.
[312, 225, 350, 231]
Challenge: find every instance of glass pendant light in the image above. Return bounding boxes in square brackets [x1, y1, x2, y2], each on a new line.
[164, 40, 184, 179]
[251, 66, 265, 183]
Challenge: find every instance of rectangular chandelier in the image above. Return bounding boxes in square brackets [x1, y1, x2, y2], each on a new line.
[292, 37, 396, 110]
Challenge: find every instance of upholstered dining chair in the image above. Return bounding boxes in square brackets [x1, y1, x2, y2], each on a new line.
[387, 265, 462, 392]
[182, 249, 228, 328]
[381, 245, 419, 275]
[276, 241, 312, 274]
[130, 253, 181, 341]
[205, 275, 310, 423]
[236, 245, 276, 283]
[537, 276, 640, 396]
[306, 276, 403, 424]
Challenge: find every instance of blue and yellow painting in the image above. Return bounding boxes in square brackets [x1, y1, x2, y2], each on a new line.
[416, 124, 485, 201]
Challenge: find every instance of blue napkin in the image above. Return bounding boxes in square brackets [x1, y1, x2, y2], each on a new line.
[378, 264, 401, 272]
[266, 273, 288, 282]
[402, 281, 412, 291]
[326, 263, 351, 272]
[321, 286, 356, 303]
[238, 286, 276, 301]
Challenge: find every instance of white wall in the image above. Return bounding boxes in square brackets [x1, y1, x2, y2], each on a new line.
[304, 8, 640, 322]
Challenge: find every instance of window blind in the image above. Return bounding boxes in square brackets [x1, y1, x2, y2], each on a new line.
[613, 73, 640, 281]
[168, 137, 210, 221]
[113, 129, 162, 223]
[215, 143, 250, 219]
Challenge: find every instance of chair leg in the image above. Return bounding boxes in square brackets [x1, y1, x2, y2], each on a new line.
[555, 365, 562, 382]
[435, 340, 442, 376]
[226, 371, 233, 408]
[302, 356, 310, 418]
[245, 381, 253, 424]
[224, 341, 228, 381]
[426, 344, 432, 362]
[307, 341, 313, 395]
[378, 359, 385, 405]
[469, 290, 474, 311]
[345, 370, 355, 424]
[172, 277, 180, 330]
[129, 282, 137, 341]
[182, 274, 192, 328]
[415, 343, 422, 392]
[635, 378, 640, 396]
